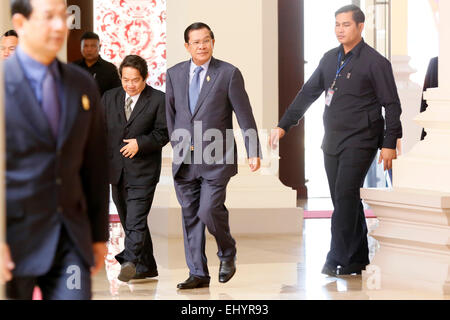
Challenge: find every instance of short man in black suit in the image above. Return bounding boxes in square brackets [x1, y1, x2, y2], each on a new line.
[271, 5, 402, 276]
[102, 55, 169, 282]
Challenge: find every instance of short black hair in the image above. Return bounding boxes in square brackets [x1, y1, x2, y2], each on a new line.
[184, 22, 214, 43]
[119, 55, 148, 80]
[335, 4, 365, 24]
[3, 30, 18, 38]
[80, 31, 100, 42]
[10, 0, 33, 19]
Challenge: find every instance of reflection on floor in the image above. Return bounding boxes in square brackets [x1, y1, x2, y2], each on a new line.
[93, 217, 449, 300]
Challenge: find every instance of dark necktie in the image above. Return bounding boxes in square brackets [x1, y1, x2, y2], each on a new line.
[42, 68, 61, 137]
[189, 66, 203, 114]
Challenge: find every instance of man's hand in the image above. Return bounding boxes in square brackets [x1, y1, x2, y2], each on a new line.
[121, 139, 139, 159]
[1, 244, 14, 284]
[269, 127, 286, 150]
[378, 148, 397, 171]
[248, 157, 261, 172]
[90, 242, 108, 276]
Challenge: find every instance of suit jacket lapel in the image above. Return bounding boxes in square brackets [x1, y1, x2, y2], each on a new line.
[6, 55, 54, 145]
[192, 57, 219, 119]
[115, 89, 127, 124]
[127, 85, 151, 125]
[182, 60, 191, 116]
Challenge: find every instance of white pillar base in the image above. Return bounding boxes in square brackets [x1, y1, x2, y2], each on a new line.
[360, 187, 450, 295]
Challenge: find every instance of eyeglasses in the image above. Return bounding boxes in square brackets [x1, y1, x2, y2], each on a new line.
[188, 39, 213, 48]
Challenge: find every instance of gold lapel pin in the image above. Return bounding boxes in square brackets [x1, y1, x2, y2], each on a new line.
[82, 95, 90, 111]
[207, 76, 211, 82]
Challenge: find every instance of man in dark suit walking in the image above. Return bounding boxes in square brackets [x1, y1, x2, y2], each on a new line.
[1, 0, 110, 300]
[270, 5, 402, 276]
[166, 22, 262, 289]
[102, 55, 169, 282]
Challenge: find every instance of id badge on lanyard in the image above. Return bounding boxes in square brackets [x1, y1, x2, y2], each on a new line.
[326, 52, 351, 107]
[325, 88, 334, 107]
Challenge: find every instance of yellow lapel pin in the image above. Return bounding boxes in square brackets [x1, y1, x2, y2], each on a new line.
[82, 95, 90, 111]
[207, 76, 211, 82]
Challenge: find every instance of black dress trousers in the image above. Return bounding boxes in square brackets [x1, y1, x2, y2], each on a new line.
[112, 172, 158, 274]
[323, 147, 377, 269]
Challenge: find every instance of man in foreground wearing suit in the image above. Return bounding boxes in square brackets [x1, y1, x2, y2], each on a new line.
[166, 22, 261, 289]
[102, 55, 169, 282]
[1, 0, 109, 299]
[270, 5, 402, 276]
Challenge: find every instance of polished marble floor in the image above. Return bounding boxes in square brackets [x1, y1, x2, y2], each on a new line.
[92, 203, 449, 300]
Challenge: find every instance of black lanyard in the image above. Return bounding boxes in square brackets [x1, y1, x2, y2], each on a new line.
[330, 51, 352, 90]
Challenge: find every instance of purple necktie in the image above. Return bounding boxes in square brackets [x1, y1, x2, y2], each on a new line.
[42, 68, 61, 137]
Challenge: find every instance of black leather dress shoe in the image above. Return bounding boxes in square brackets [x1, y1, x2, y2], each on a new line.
[321, 264, 337, 277]
[219, 259, 236, 283]
[177, 275, 210, 289]
[336, 264, 366, 276]
[132, 270, 158, 280]
[118, 262, 136, 282]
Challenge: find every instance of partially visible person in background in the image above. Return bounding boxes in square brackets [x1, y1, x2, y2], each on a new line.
[420, 57, 438, 140]
[72, 31, 121, 96]
[1, 29, 18, 60]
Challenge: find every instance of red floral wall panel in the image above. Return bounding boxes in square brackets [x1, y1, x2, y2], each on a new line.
[94, 0, 167, 91]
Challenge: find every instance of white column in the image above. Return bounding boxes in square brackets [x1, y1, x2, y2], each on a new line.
[390, 0, 422, 155]
[437, 0, 450, 91]
[393, 0, 450, 192]
[361, 1, 450, 295]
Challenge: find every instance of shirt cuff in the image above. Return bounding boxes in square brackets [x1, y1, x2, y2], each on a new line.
[382, 135, 398, 149]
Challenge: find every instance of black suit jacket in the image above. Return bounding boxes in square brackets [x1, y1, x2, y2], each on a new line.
[102, 85, 169, 186]
[72, 56, 121, 96]
[5, 54, 110, 276]
[278, 40, 402, 155]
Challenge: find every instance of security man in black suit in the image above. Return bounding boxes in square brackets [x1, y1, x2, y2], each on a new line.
[270, 5, 402, 276]
[102, 55, 169, 282]
[72, 32, 121, 96]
